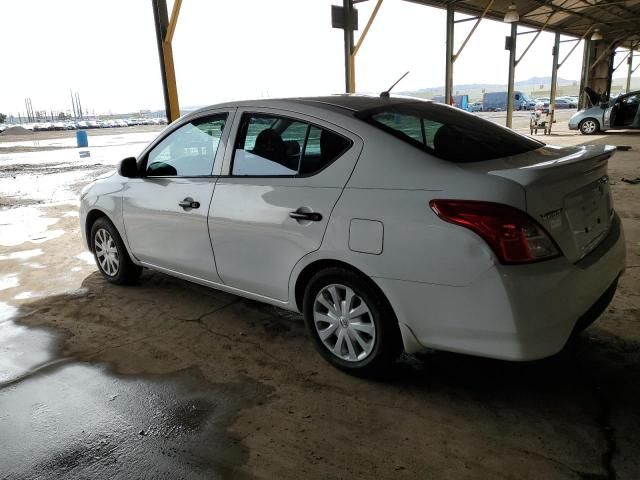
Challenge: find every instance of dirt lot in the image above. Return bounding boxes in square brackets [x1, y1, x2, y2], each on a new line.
[0, 115, 639, 479]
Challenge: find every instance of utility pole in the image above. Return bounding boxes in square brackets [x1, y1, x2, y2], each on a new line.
[70, 89, 77, 119]
[76, 92, 83, 119]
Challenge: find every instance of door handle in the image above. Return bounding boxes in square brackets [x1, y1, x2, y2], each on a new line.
[289, 210, 322, 222]
[179, 197, 200, 209]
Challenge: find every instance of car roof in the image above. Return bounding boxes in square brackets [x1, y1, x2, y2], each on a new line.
[184, 95, 431, 120]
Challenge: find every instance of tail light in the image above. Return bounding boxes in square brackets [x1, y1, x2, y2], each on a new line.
[429, 200, 560, 264]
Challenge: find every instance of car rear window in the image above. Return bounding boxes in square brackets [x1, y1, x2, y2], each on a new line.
[357, 102, 543, 162]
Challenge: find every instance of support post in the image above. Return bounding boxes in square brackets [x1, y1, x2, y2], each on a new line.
[506, 22, 517, 128]
[445, 4, 455, 105]
[343, 0, 355, 93]
[578, 38, 591, 109]
[627, 43, 635, 93]
[152, 0, 181, 122]
[548, 32, 560, 134]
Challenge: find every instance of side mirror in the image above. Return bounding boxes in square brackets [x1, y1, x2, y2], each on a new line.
[600, 102, 609, 109]
[119, 157, 139, 178]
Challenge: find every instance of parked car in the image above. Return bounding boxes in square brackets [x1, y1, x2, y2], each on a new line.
[470, 101, 483, 112]
[555, 98, 577, 109]
[482, 91, 534, 111]
[80, 96, 625, 374]
[569, 88, 640, 134]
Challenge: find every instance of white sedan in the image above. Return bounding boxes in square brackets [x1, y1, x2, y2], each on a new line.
[80, 95, 625, 375]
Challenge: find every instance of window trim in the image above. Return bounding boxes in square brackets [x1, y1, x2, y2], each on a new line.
[227, 112, 353, 179]
[138, 112, 230, 179]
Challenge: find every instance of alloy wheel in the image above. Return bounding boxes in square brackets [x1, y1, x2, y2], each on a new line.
[313, 284, 376, 362]
[94, 228, 120, 277]
[581, 119, 597, 134]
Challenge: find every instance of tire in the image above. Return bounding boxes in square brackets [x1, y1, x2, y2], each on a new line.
[572, 278, 618, 335]
[90, 216, 142, 285]
[302, 267, 402, 376]
[579, 118, 600, 135]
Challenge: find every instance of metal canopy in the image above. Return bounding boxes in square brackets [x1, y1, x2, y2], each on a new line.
[406, 0, 640, 48]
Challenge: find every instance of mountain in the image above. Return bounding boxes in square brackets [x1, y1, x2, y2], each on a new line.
[401, 76, 578, 98]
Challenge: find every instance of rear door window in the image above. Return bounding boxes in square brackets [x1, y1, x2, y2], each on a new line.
[359, 102, 543, 162]
[232, 113, 351, 176]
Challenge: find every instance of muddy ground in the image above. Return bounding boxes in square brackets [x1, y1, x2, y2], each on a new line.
[0, 115, 639, 479]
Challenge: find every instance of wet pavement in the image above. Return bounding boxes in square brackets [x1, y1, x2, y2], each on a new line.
[0, 120, 639, 479]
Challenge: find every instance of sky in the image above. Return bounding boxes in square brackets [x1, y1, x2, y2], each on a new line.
[0, 0, 633, 117]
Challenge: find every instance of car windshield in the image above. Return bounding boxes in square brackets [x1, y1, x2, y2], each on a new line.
[357, 101, 544, 163]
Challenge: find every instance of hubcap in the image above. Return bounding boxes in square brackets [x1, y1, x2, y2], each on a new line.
[94, 228, 120, 277]
[582, 120, 596, 133]
[313, 284, 376, 362]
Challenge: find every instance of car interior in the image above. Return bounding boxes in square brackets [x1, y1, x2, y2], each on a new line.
[611, 94, 640, 127]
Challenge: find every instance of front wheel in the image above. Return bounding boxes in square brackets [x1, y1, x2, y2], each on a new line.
[303, 267, 402, 376]
[90, 217, 142, 285]
[579, 118, 600, 135]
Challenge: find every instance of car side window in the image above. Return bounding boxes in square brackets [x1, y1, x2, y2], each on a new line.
[371, 112, 442, 149]
[231, 113, 351, 176]
[623, 95, 639, 105]
[146, 114, 227, 177]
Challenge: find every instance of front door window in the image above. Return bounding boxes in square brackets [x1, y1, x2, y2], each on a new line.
[146, 115, 227, 177]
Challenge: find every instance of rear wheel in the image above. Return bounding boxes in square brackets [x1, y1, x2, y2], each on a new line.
[579, 118, 600, 135]
[90, 217, 141, 285]
[303, 267, 402, 376]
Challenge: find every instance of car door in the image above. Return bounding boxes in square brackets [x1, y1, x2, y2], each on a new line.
[122, 110, 233, 282]
[209, 108, 362, 301]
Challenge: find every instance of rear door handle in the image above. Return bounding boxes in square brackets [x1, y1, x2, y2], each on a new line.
[289, 210, 322, 222]
[179, 197, 200, 209]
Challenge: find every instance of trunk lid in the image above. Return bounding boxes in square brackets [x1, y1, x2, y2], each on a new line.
[462, 144, 615, 263]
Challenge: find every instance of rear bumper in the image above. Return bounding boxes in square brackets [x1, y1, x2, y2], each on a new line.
[375, 214, 626, 360]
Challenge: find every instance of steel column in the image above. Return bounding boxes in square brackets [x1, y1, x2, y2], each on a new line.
[627, 43, 636, 93]
[152, 0, 181, 122]
[343, 0, 356, 93]
[445, 4, 454, 105]
[548, 32, 560, 134]
[350, 0, 384, 93]
[578, 38, 591, 109]
[506, 22, 517, 128]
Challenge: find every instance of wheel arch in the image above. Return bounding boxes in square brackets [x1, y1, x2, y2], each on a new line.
[85, 208, 109, 249]
[579, 117, 601, 134]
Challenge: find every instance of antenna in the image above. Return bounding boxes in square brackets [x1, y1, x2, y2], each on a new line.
[380, 71, 410, 98]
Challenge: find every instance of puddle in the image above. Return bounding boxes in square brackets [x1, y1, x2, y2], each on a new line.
[14, 292, 36, 300]
[0, 248, 43, 261]
[25, 262, 46, 269]
[0, 273, 19, 291]
[76, 251, 96, 266]
[0, 207, 63, 247]
[0, 362, 270, 479]
[0, 301, 17, 323]
[0, 317, 58, 384]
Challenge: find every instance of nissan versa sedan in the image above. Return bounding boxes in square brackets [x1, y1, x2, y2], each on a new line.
[80, 95, 626, 375]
